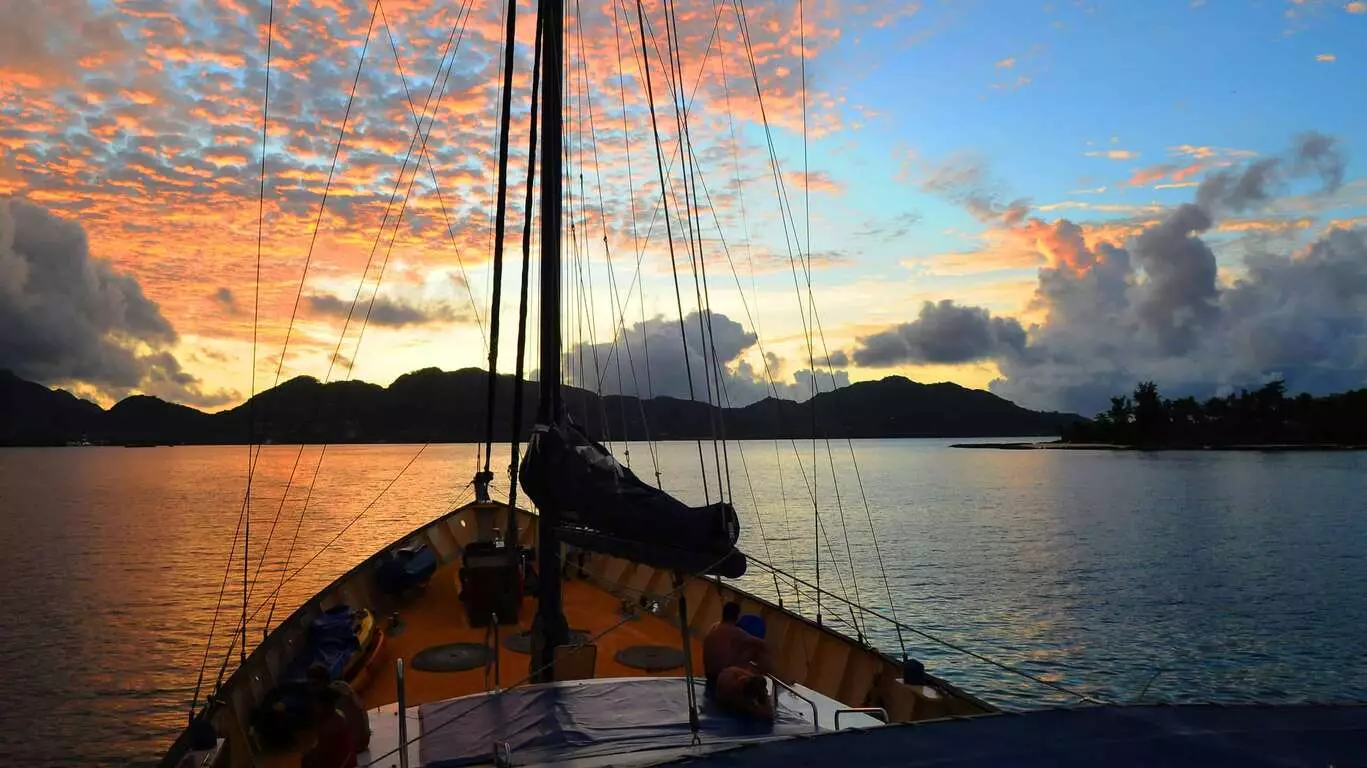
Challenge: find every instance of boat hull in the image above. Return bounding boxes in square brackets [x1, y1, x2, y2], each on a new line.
[160, 501, 991, 767]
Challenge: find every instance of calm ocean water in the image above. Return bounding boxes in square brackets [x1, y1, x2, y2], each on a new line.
[2, 440, 1366, 764]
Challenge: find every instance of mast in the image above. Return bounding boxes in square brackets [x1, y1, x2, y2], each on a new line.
[530, 0, 569, 682]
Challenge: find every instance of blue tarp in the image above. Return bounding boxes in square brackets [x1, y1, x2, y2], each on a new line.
[664, 703, 1367, 767]
[275, 605, 360, 713]
[378, 545, 438, 594]
[417, 678, 811, 767]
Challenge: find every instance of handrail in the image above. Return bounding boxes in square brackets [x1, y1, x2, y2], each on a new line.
[768, 675, 819, 733]
[834, 707, 888, 730]
[491, 613, 501, 690]
[396, 658, 409, 768]
[747, 555, 1109, 705]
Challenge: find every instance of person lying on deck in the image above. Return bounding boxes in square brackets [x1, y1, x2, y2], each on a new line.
[703, 601, 772, 696]
[715, 665, 774, 721]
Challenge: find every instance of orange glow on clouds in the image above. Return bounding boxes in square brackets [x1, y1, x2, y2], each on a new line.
[0, 0, 890, 405]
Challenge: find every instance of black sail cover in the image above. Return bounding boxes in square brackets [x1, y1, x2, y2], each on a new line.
[520, 420, 746, 577]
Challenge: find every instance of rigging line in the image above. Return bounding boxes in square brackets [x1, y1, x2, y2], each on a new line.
[263, 450, 324, 632]
[243, 0, 277, 666]
[684, 156, 868, 639]
[813, 505, 866, 638]
[708, 360, 784, 605]
[481, 0, 513, 404]
[711, 0, 756, 321]
[374, 6, 492, 349]
[480, 0, 522, 473]
[623, 0, 756, 503]
[595, 0, 724, 363]
[770, 0, 872, 631]
[681, 142, 846, 615]
[633, 0, 710, 505]
[576, 171, 612, 446]
[606, 0, 661, 482]
[729, 0, 828, 622]
[794, 0, 822, 631]
[849, 448, 906, 659]
[747, 556, 1108, 705]
[773, 440, 800, 612]
[223, 1, 473, 672]
[574, 15, 634, 468]
[188, 485, 247, 719]
[217, 446, 440, 672]
[728, 0, 873, 642]
[505, 6, 543, 515]
[248, 0, 470, 619]
[710, 6, 796, 606]
[376, 3, 490, 350]
[204, 0, 373, 709]
[565, 15, 604, 439]
[361, 549, 736, 768]
[244, 2, 383, 638]
[642, 0, 727, 500]
[660, 0, 728, 504]
[570, 0, 620, 455]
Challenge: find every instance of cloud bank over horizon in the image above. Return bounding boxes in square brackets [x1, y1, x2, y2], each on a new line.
[852, 132, 1367, 416]
[562, 310, 850, 406]
[0, 198, 236, 406]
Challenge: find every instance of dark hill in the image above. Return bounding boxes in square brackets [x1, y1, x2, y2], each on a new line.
[0, 368, 1083, 446]
[727, 376, 1081, 438]
[0, 370, 104, 445]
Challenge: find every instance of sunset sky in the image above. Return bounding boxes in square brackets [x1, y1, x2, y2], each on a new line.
[2, 0, 1365, 415]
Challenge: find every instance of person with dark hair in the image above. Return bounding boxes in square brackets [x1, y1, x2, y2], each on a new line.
[307, 663, 370, 752]
[703, 601, 772, 697]
[302, 686, 357, 768]
[715, 665, 774, 721]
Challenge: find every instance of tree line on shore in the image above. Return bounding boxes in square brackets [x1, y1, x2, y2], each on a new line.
[1062, 380, 1367, 447]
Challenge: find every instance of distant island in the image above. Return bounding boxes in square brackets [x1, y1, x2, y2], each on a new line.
[0, 368, 1083, 447]
[960, 380, 1367, 451]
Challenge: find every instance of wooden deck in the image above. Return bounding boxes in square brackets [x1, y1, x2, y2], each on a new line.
[359, 559, 707, 710]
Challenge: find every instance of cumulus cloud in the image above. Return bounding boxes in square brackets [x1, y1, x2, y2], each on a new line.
[915, 152, 1031, 226]
[986, 132, 1362, 413]
[852, 300, 1026, 366]
[305, 292, 465, 328]
[563, 311, 848, 405]
[0, 198, 234, 406]
[867, 133, 1365, 414]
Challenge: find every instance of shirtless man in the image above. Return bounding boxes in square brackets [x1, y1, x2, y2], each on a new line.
[702, 602, 771, 696]
[715, 665, 774, 721]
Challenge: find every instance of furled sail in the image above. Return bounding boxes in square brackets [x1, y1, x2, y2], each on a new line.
[520, 419, 747, 578]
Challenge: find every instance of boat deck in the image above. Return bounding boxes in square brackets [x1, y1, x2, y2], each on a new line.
[359, 558, 707, 710]
[203, 503, 991, 768]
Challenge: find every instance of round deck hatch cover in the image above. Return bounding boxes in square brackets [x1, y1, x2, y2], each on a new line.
[411, 642, 492, 672]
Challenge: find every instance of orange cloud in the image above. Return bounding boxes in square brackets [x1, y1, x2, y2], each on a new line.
[1217, 216, 1316, 233]
[1084, 149, 1139, 160]
[782, 169, 845, 196]
[1128, 161, 1205, 187]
